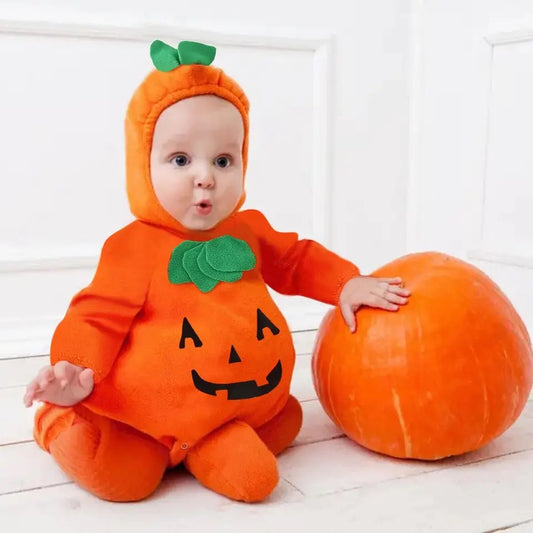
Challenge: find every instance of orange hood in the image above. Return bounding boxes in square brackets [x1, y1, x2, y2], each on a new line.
[125, 63, 250, 234]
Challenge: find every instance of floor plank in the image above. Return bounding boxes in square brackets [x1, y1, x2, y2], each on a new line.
[0, 441, 70, 495]
[1, 449, 533, 533]
[279, 401, 533, 498]
[0, 354, 48, 389]
[279, 436, 443, 497]
[0, 387, 38, 445]
[289, 353, 315, 402]
[291, 329, 316, 356]
[0, 474, 304, 532]
[294, 400, 342, 446]
[326, 448, 533, 533]
[496, 520, 533, 532]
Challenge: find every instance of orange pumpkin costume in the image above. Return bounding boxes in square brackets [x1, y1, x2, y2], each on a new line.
[34, 41, 360, 502]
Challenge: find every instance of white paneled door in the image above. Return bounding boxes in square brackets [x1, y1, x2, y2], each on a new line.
[409, 0, 533, 334]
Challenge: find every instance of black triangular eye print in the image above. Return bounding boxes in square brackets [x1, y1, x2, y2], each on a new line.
[256, 308, 280, 340]
[179, 317, 203, 348]
[228, 346, 242, 364]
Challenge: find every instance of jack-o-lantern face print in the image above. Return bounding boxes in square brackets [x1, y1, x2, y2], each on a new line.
[179, 308, 283, 400]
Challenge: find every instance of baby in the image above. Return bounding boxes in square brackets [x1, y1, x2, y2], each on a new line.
[23, 40, 410, 503]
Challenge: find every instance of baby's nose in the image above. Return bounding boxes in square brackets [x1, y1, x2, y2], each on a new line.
[195, 174, 215, 188]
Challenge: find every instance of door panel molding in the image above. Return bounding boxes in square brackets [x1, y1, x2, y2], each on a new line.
[469, 29, 533, 264]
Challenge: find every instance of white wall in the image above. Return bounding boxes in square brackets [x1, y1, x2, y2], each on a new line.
[0, 0, 412, 356]
[408, 0, 533, 334]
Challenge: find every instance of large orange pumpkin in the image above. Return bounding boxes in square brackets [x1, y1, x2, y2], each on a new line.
[312, 252, 533, 460]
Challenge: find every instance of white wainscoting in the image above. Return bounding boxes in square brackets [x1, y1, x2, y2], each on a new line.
[405, 0, 533, 337]
[467, 30, 533, 263]
[466, 29, 533, 334]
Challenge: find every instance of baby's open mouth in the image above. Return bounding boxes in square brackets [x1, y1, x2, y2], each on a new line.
[195, 201, 212, 215]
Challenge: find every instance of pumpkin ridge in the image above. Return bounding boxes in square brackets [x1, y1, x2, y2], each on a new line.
[469, 344, 490, 449]
[391, 388, 412, 457]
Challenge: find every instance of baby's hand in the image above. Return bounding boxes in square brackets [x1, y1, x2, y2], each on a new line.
[23, 361, 94, 408]
[339, 276, 411, 333]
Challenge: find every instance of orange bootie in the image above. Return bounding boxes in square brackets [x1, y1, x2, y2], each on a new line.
[255, 394, 303, 455]
[184, 419, 279, 502]
[34, 404, 169, 502]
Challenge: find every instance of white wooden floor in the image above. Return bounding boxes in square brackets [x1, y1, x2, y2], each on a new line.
[1, 330, 533, 533]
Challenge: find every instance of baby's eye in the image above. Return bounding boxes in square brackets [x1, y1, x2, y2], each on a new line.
[214, 156, 231, 168]
[172, 154, 189, 167]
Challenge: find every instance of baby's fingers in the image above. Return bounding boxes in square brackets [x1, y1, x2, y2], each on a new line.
[78, 368, 94, 393]
[340, 303, 358, 333]
[54, 361, 74, 389]
[23, 382, 39, 407]
[388, 284, 410, 297]
[368, 293, 399, 311]
[379, 299, 400, 311]
[379, 277, 403, 285]
[384, 292, 408, 306]
[37, 366, 55, 390]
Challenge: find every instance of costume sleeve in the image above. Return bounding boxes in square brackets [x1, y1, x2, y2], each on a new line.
[243, 210, 360, 305]
[50, 222, 154, 382]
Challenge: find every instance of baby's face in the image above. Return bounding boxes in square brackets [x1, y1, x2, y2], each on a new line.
[150, 95, 244, 231]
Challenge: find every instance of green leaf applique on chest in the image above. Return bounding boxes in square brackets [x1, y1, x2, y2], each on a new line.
[168, 236, 256, 293]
